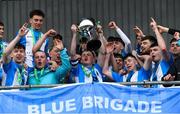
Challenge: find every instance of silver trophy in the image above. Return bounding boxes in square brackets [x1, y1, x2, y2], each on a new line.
[78, 18, 101, 51]
[78, 19, 96, 39]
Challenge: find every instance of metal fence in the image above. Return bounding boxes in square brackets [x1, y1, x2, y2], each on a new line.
[0, 81, 180, 90]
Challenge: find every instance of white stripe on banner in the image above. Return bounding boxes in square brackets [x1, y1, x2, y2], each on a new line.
[0, 82, 180, 113]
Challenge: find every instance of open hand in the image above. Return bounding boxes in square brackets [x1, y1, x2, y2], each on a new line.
[105, 42, 114, 54]
[133, 26, 144, 37]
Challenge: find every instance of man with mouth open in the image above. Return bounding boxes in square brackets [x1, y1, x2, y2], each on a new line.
[2, 23, 29, 86]
[27, 33, 71, 88]
[149, 18, 173, 88]
[70, 24, 105, 83]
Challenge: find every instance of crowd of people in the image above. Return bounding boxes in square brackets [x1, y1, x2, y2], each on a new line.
[0, 9, 179, 89]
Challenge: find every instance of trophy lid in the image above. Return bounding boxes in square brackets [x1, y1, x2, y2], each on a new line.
[78, 19, 94, 29]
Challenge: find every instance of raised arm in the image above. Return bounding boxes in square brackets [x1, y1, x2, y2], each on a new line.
[108, 21, 132, 53]
[168, 28, 180, 35]
[110, 53, 119, 72]
[54, 39, 71, 77]
[157, 25, 180, 35]
[132, 50, 144, 67]
[3, 23, 28, 63]
[157, 25, 169, 34]
[132, 26, 145, 66]
[96, 24, 107, 46]
[102, 42, 115, 80]
[137, 54, 152, 71]
[70, 24, 78, 58]
[96, 24, 107, 67]
[133, 26, 145, 38]
[32, 29, 56, 54]
[150, 18, 170, 61]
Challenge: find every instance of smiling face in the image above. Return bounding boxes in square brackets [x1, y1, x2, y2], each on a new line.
[141, 39, 151, 54]
[30, 15, 43, 30]
[34, 51, 47, 69]
[12, 48, 25, 64]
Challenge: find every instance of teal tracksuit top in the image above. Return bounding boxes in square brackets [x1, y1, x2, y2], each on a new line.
[28, 49, 71, 88]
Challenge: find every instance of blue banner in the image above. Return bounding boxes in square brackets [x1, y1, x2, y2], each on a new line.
[0, 83, 180, 114]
